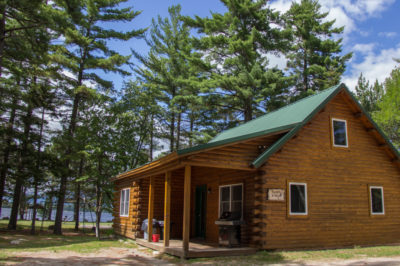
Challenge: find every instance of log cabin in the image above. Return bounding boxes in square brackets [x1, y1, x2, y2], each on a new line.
[112, 83, 400, 258]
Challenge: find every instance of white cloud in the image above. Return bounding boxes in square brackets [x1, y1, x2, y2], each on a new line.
[325, 6, 356, 36]
[353, 43, 376, 54]
[342, 44, 400, 91]
[378, 32, 397, 38]
[268, 0, 395, 39]
[268, 52, 287, 69]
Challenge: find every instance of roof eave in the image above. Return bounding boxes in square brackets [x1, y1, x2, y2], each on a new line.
[177, 123, 297, 156]
[111, 151, 179, 181]
[345, 88, 400, 159]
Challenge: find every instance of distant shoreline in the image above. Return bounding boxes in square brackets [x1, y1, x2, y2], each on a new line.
[0, 208, 113, 223]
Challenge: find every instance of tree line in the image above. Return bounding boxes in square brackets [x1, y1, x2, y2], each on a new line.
[0, 0, 398, 238]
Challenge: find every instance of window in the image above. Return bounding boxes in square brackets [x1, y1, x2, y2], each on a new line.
[370, 186, 384, 215]
[219, 184, 243, 220]
[120, 188, 130, 217]
[289, 182, 307, 215]
[332, 118, 348, 147]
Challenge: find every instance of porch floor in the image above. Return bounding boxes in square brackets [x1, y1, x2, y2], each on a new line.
[136, 238, 257, 258]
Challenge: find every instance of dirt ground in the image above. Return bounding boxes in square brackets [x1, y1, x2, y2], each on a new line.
[3, 249, 400, 266]
[2, 247, 174, 265]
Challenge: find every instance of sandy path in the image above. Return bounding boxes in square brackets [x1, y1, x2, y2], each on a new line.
[3, 247, 175, 265]
[4, 248, 400, 265]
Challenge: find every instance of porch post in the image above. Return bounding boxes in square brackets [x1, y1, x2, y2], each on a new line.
[182, 165, 191, 258]
[147, 176, 154, 242]
[163, 171, 171, 247]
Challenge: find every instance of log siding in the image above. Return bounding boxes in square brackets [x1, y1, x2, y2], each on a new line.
[260, 94, 400, 249]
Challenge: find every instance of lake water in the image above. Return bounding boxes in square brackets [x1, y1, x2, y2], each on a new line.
[0, 207, 113, 223]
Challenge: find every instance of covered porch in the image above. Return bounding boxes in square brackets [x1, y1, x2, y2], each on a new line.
[135, 163, 259, 258]
[136, 238, 256, 258]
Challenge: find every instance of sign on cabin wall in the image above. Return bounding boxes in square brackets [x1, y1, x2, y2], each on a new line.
[267, 189, 285, 201]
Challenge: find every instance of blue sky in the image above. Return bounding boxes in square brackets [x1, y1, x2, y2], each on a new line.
[103, 0, 400, 92]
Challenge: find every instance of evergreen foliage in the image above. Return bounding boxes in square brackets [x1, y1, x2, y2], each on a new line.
[183, 0, 292, 123]
[284, 0, 352, 99]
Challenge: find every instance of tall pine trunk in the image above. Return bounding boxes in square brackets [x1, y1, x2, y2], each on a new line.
[244, 97, 253, 122]
[169, 89, 176, 152]
[189, 115, 194, 147]
[0, 96, 17, 217]
[0, 2, 6, 77]
[176, 111, 181, 150]
[54, 94, 79, 234]
[8, 103, 33, 229]
[19, 187, 26, 220]
[74, 158, 83, 231]
[47, 194, 53, 221]
[95, 157, 103, 239]
[169, 112, 175, 152]
[54, 64, 84, 235]
[31, 107, 45, 234]
[303, 52, 308, 92]
[149, 114, 154, 161]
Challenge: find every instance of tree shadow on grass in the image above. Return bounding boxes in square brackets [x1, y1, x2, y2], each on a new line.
[0, 228, 118, 251]
[0, 254, 171, 265]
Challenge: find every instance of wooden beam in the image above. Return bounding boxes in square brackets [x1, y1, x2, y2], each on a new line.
[147, 176, 154, 242]
[182, 165, 191, 258]
[181, 160, 256, 171]
[163, 171, 171, 247]
[353, 112, 362, 118]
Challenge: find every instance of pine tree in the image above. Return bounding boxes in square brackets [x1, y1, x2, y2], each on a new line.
[51, 0, 145, 235]
[355, 73, 383, 114]
[183, 0, 291, 123]
[134, 5, 207, 152]
[284, 0, 352, 98]
[373, 64, 400, 149]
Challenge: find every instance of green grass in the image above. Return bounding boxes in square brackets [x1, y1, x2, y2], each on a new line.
[188, 246, 400, 264]
[0, 219, 133, 261]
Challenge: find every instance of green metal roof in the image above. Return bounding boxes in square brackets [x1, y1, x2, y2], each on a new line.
[116, 82, 399, 180]
[178, 83, 342, 156]
[251, 83, 400, 168]
[210, 84, 342, 143]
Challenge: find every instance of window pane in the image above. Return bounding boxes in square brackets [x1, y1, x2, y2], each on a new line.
[221, 187, 230, 201]
[371, 188, 383, 213]
[220, 202, 230, 215]
[290, 184, 306, 214]
[125, 190, 130, 216]
[231, 201, 242, 219]
[120, 190, 125, 215]
[232, 185, 242, 201]
[333, 120, 347, 146]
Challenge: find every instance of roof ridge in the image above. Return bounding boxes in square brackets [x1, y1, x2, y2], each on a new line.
[210, 84, 341, 142]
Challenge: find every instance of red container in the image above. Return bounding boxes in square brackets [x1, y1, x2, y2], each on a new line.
[152, 234, 160, 242]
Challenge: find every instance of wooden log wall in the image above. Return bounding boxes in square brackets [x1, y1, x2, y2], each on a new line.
[185, 134, 284, 170]
[113, 177, 140, 239]
[190, 167, 257, 245]
[259, 93, 400, 249]
[170, 168, 184, 239]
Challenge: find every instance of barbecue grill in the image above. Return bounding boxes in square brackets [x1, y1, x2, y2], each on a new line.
[215, 211, 244, 247]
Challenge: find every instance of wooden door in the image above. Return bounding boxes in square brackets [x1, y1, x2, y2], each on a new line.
[195, 184, 207, 238]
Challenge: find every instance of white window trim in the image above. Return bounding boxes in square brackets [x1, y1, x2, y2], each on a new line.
[332, 118, 349, 148]
[218, 183, 244, 220]
[289, 182, 308, 215]
[119, 188, 130, 217]
[370, 186, 385, 215]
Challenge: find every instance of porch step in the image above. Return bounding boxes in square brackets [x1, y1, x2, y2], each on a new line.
[136, 238, 257, 258]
